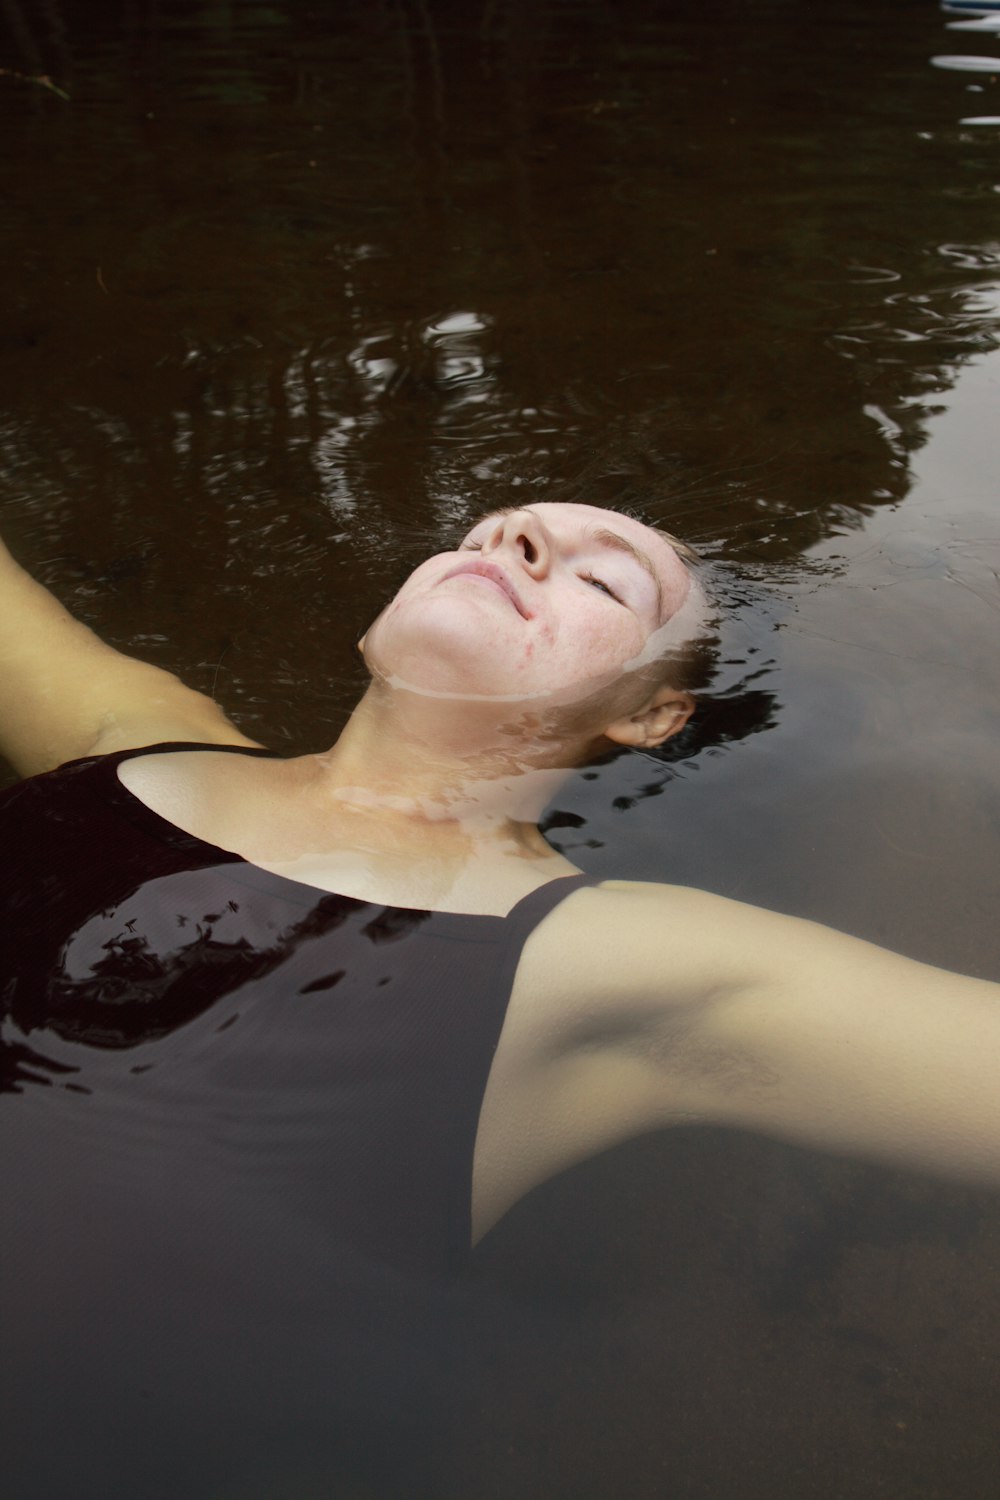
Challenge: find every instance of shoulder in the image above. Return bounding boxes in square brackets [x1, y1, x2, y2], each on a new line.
[527, 876, 754, 967]
[516, 874, 872, 1035]
[476, 878, 792, 1228]
[86, 699, 262, 764]
[513, 877, 760, 1029]
[535, 875, 845, 954]
[519, 875, 982, 1055]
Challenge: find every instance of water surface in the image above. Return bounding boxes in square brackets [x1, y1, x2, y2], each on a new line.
[2, 1, 1000, 1496]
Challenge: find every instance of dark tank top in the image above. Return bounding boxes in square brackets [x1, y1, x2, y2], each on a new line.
[0, 742, 591, 1275]
[0, 743, 593, 1499]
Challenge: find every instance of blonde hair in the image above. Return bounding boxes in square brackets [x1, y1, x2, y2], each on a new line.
[649, 527, 703, 568]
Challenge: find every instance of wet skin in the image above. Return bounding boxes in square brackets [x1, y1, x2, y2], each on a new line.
[2, 507, 1000, 1244]
[361, 503, 696, 712]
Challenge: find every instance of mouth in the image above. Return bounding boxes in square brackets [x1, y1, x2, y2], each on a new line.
[441, 560, 531, 618]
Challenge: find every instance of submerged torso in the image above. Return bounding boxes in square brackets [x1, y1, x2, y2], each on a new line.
[0, 743, 602, 1271]
[0, 745, 736, 1497]
[0, 745, 609, 1495]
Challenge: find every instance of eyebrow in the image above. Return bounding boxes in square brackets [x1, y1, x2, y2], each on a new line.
[471, 510, 665, 615]
[589, 528, 664, 616]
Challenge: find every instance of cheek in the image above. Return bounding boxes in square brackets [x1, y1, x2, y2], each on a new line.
[569, 613, 642, 666]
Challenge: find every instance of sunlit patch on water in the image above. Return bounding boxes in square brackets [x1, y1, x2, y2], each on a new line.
[931, 53, 1000, 68]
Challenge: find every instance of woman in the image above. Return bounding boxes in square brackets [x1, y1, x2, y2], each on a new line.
[2, 501, 998, 1497]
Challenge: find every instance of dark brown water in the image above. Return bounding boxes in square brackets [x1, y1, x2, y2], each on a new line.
[3, 1, 1000, 1496]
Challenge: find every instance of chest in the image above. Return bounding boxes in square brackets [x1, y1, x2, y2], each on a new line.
[117, 752, 575, 915]
[2, 845, 530, 1271]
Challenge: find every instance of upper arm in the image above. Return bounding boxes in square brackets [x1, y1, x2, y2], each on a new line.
[538, 882, 1000, 1190]
[0, 537, 259, 777]
[699, 906, 1000, 1185]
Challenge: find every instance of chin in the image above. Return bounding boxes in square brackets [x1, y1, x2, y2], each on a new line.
[363, 642, 526, 703]
[363, 620, 528, 704]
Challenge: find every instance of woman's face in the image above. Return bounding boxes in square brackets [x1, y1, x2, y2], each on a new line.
[361, 503, 701, 723]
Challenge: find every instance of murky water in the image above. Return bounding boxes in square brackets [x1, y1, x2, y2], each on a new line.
[2, 1, 1000, 1496]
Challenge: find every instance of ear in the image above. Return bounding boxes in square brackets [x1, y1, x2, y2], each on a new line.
[602, 686, 695, 750]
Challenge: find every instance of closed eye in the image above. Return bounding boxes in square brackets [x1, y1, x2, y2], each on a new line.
[581, 573, 624, 604]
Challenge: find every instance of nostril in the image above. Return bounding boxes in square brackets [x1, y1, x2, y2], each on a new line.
[522, 536, 537, 564]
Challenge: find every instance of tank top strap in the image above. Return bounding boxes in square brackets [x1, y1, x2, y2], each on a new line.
[502, 872, 597, 931]
[485, 872, 597, 1016]
[94, 741, 281, 769]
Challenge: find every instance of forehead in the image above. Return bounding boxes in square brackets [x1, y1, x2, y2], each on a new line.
[469, 501, 693, 617]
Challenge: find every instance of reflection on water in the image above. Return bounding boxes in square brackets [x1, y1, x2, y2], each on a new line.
[2, 0, 1000, 1496]
[932, 53, 1000, 69]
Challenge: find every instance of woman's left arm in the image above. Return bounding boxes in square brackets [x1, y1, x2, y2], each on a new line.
[674, 894, 1000, 1185]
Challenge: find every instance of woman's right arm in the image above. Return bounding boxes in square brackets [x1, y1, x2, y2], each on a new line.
[0, 534, 259, 778]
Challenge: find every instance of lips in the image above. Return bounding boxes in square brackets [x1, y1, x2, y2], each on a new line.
[441, 560, 531, 618]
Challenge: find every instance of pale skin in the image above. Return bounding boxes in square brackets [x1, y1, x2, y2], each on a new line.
[2, 504, 999, 1244]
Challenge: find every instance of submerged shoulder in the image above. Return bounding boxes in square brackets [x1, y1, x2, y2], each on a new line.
[539, 876, 757, 942]
[523, 877, 760, 1005]
[546, 876, 833, 944]
[529, 875, 923, 1016]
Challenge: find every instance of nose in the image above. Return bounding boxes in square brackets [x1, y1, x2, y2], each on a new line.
[481, 509, 551, 578]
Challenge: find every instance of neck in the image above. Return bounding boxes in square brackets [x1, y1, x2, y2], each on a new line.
[309, 681, 582, 835]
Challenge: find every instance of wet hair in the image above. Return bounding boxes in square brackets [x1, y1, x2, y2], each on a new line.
[646, 524, 704, 570]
